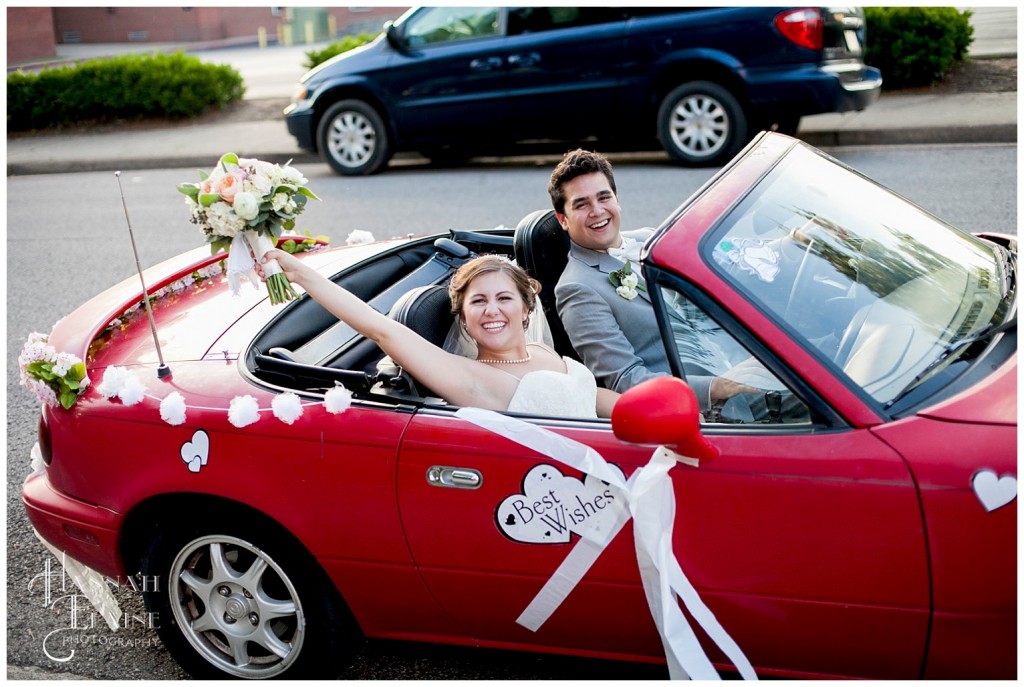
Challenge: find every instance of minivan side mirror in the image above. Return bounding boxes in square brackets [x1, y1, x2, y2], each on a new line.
[384, 21, 405, 51]
[611, 377, 719, 464]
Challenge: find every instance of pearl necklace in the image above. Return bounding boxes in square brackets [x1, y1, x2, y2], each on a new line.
[477, 352, 532, 364]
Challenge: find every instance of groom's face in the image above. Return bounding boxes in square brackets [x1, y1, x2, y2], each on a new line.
[556, 172, 622, 252]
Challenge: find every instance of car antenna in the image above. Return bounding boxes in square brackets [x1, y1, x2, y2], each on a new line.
[114, 171, 171, 379]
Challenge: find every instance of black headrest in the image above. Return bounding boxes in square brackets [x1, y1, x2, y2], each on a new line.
[387, 285, 453, 349]
[514, 209, 569, 289]
[513, 209, 579, 361]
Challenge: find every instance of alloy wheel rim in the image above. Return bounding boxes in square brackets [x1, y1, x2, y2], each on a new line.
[169, 534, 305, 678]
[327, 111, 377, 168]
[669, 94, 729, 158]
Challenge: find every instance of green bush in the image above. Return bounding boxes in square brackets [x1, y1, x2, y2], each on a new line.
[304, 33, 377, 70]
[864, 7, 974, 89]
[7, 51, 245, 131]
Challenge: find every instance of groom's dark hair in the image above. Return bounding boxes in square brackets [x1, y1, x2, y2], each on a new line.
[547, 149, 617, 214]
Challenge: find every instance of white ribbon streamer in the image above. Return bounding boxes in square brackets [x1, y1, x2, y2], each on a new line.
[456, 407, 756, 681]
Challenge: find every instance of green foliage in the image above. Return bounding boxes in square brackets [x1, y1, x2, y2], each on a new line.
[6, 51, 245, 131]
[304, 33, 377, 70]
[864, 7, 974, 89]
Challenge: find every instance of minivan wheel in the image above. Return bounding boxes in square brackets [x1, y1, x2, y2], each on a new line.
[657, 81, 747, 166]
[141, 522, 360, 679]
[317, 99, 391, 176]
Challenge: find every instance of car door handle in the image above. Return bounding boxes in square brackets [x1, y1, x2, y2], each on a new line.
[427, 466, 483, 490]
[469, 56, 503, 72]
[508, 52, 541, 68]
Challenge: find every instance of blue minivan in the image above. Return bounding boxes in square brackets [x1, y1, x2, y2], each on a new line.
[285, 7, 881, 175]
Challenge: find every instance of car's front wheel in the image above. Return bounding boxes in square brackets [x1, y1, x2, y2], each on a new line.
[657, 81, 747, 166]
[317, 99, 391, 176]
[141, 520, 359, 679]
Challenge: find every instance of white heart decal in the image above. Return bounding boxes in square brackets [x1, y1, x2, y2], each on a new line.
[180, 430, 210, 474]
[971, 469, 1017, 512]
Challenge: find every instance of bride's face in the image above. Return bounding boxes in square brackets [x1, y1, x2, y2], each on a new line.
[461, 271, 529, 349]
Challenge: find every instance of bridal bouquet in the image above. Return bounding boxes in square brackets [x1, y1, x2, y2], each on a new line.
[178, 153, 320, 304]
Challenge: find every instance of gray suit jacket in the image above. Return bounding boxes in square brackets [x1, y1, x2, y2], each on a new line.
[554, 230, 713, 402]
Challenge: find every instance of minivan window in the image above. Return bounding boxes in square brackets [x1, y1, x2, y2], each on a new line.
[406, 6, 499, 47]
[507, 7, 625, 35]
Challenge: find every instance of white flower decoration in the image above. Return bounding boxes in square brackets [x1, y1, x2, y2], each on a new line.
[324, 383, 353, 414]
[272, 392, 304, 425]
[160, 392, 188, 426]
[228, 395, 261, 428]
[345, 230, 375, 246]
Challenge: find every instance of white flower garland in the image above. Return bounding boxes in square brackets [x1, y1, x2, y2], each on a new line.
[98, 366, 350, 428]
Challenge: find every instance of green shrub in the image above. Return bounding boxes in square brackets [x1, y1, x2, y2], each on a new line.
[304, 33, 377, 70]
[7, 51, 245, 131]
[864, 7, 974, 89]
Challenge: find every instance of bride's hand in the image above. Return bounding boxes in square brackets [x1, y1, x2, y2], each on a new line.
[256, 248, 303, 283]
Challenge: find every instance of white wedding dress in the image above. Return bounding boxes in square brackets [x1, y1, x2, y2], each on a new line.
[498, 353, 598, 419]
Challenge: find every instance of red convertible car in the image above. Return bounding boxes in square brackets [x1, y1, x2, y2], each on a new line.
[22, 133, 1016, 679]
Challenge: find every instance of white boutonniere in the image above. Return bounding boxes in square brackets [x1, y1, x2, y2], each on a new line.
[609, 261, 646, 301]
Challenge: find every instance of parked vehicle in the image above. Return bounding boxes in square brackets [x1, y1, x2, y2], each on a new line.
[23, 134, 1014, 679]
[285, 6, 881, 175]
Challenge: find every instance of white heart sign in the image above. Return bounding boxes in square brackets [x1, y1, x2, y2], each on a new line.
[180, 430, 210, 474]
[971, 469, 1017, 512]
[497, 464, 626, 544]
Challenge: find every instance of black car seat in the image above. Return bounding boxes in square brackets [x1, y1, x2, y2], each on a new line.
[513, 209, 579, 360]
[383, 284, 453, 398]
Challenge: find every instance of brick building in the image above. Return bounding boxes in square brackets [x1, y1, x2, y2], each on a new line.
[7, 6, 406, 65]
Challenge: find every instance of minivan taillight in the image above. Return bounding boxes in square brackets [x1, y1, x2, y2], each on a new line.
[775, 8, 823, 51]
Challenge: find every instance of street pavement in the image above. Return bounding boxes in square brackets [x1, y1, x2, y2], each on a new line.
[5, 8, 1018, 177]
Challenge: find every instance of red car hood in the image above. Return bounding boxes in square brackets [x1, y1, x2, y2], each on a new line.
[917, 353, 1017, 425]
[47, 241, 395, 371]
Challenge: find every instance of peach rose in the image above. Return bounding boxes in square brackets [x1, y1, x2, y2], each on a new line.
[216, 171, 244, 203]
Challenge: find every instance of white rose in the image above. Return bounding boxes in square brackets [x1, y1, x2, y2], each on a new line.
[621, 273, 639, 289]
[616, 285, 638, 300]
[233, 191, 260, 221]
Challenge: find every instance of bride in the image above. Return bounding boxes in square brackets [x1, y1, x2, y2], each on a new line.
[258, 249, 619, 419]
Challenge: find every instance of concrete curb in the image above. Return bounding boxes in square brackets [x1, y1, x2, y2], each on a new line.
[7, 125, 1018, 177]
[799, 123, 1018, 148]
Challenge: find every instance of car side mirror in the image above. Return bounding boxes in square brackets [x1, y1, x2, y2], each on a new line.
[611, 377, 719, 464]
[384, 21, 406, 51]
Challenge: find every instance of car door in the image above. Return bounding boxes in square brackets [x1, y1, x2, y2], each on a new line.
[384, 6, 509, 144]
[396, 308, 930, 678]
[501, 7, 628, 142]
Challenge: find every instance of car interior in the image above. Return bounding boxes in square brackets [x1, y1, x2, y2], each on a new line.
[245, 212, 570, 408]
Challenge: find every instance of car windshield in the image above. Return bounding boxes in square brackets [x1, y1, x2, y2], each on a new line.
[708, 144, 1013, 406]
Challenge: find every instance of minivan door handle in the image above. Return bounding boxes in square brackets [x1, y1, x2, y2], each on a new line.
[508, 52, 541, 68]
[469, 56, 503, 72]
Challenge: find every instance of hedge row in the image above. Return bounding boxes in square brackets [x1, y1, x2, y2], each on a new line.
[864, 7, 974, 89]
[303, 33, 377, 70]
[7, 51, 245, 131]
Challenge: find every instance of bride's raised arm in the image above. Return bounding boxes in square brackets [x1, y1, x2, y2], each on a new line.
[260, 249, 516, 410]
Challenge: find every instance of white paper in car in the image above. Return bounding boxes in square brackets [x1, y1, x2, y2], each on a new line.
[718, 356, 788, 391]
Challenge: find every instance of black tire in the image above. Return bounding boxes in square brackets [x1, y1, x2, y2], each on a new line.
[316, 99, 391, 176]
[141, 518, 360, 679]
[657, 81, 747, 166]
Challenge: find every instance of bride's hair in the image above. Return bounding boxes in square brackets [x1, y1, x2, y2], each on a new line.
[448, 255, 540, 318]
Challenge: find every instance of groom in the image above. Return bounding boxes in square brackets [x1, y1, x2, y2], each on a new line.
[549, 149, 751, 409]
